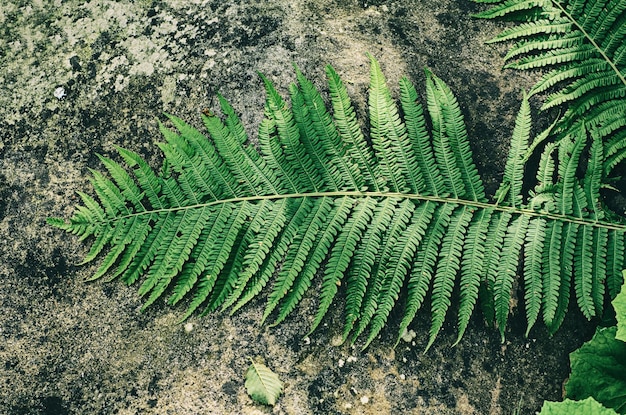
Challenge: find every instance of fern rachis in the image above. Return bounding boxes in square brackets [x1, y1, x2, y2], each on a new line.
[49, 55, 626, 349]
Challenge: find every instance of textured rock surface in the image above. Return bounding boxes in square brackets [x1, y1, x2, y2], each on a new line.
[0, 0, 595, 414]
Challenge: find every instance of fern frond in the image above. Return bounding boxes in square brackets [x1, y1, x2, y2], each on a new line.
[542, 219, 563, 325]
[574, 224, 596, 318]
[274, 197, 353, 326]
[482, 211, 514, 327]
[141, 206, 214, 310]
[262, 197, 335, 324]
[210, 96, 281, 196]
[349, 197, 403, 342]
[590, 227, 608, 314]
[219, 199, 288, 310]
[549, 221, 577, 333]
[472, 0, 551, 19]
[425, 69, 467, 199]
[474, 0, 626, 180]
[367, 201, 437, 348]
[362, 199, 418, 348]
[49, 56, 626, 350]
[259, 74, 319, 192]
[607, 229, 626, 298]
[294, 66, 363, 192]
[489, 20, 572, 44]
[205, 200, 274, 312]
[290, 83, 343, 191]
[230, 198, 311, 314]
[324, 196, 377, 338]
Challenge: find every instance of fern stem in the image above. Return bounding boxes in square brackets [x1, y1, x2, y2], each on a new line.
[98, 191, 626, 231]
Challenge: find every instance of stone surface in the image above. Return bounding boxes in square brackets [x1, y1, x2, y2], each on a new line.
[0, 0, 596, 414]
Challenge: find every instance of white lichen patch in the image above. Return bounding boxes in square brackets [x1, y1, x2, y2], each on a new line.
[53, 86, 66, 100]
[0, 0, 223, 124]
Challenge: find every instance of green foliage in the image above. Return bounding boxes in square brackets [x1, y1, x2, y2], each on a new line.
[566, 326, 626, 413]
[541, 279, 626, 414]
[472, 0, 626, 176]
[244, 359, 283, 406]
[48, 55, 626, 349]
[613, 270, 626, 341]
[539, 397, 618, 415]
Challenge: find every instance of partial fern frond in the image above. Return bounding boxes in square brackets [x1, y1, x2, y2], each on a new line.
[50, 56, 626, 348]
[473, 0, 626, 176]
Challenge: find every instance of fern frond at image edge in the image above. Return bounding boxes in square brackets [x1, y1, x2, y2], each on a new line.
[472, 0, 626, 176]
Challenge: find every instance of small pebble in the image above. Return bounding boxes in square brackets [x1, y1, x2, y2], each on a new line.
[400, 328, 417, 343]
[53, 86, 66, 100]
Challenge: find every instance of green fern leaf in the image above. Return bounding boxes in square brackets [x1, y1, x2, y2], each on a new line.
[325, 196, 377, 339]
[367, 54, 416, 193]
[495, 215, 529, 341]
[49, 55, 626, 349]
[472, 0, 551, 19]
[262, 197, 336, 325]
[397, 202, 455, 344]
[550, 221, 577, 333]
[473, 0, 626, 178]
[259, 74, 318, 192]
[483, 212, 514, 316]
[400, 77, 447, 196]
[425, 70, 465, 199]
[575, 224, 596, 319]
[361, 199, 417, 348]
[273, 197, 353, 327]
[427, 206, 474, 350]
[455, 208, 493, 345]
[367, 201, 436, 348]
[350, 197, 403, 342]
[495, 93, 531, 206]
[326, 65, 381, 192]
[524, 218, 546, 336]
[427, 72, 486, 202]
[220, 199, 288, 310]
[205, 201, 273, 312]
[607, 230, 626, 298]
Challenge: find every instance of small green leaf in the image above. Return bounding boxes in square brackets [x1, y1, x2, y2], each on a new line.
[539, 397, 618, 415]
[244, 359, 283, 406]
[566, 326, 626, 414]
[612, 272, 626, 342]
